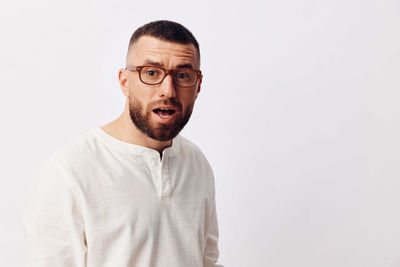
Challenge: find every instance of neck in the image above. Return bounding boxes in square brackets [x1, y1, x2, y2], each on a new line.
[101, 104, 172, 153]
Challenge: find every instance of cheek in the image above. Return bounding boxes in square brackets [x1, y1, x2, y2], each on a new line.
[130, 84, 155, 103]
[179, 90, 198, 104]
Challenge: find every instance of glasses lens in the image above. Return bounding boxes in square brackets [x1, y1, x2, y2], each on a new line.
[173, 69, 197, 87]
[140, 66, 164, 84]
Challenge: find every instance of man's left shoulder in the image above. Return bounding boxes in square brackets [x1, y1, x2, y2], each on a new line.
[177, 135, 213, 170]
[177, 135, 208, 158]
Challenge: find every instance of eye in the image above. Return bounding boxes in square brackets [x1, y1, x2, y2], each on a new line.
[142, 67, 162, 77]
[175, 70, 193, 80]
[177, 72, 189, 79]
[146, 69, 160, 76]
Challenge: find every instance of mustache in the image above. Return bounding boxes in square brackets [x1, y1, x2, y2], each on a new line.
[150, 99, 182, 110]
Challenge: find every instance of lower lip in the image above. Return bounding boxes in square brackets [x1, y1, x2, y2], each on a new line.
[152, 111, 178, 124]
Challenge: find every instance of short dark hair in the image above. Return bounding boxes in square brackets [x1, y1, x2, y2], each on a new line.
[127, 20, 200, 62]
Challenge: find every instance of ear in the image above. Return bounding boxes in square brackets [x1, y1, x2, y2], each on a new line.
[196, 75, 202, 94]
[119, 68, 130, 97]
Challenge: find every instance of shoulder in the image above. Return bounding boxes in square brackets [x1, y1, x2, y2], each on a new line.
[38, 128, 105, 185]
[177, 135, 202, 153]
[177, 135, 214, 174]
[177, 135, 208, 161]
[48, 128, 102, 167]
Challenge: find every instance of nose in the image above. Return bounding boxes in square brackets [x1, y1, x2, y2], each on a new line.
[158, 73, 176, 98]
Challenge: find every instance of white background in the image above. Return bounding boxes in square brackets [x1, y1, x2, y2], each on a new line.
[1, 0, 400, 266]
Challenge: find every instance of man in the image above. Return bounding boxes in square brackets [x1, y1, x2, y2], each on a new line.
[24, 20, 223, 267]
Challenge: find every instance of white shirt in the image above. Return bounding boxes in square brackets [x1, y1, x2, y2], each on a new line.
[23, 128, 222, 267]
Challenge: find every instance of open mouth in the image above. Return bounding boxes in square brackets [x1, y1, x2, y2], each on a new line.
[153, 108, 176, 118]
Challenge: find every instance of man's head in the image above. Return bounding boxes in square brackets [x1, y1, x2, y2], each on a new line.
[119, 20, 202, 142]
[127, 20, 200, 66]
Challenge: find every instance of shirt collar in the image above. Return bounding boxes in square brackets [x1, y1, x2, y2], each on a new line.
[94, 127, 179, 158]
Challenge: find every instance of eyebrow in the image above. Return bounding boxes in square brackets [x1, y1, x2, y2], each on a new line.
[144, 60, 163, 67]
[143, 59, 194, 69]
[176, 63, 194, 69]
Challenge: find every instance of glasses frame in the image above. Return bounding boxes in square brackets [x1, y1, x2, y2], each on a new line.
[125, 65, 202, 88]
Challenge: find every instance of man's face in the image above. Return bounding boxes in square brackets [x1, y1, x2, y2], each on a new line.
[122, 36, 201, 141]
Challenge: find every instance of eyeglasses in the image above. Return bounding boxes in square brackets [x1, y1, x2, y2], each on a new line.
[125, 65, 202, 88]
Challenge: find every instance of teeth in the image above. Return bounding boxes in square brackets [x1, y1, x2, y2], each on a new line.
[154, 108, 174, 119]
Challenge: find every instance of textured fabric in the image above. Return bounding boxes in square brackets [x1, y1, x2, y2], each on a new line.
[24, 128, 223, 267]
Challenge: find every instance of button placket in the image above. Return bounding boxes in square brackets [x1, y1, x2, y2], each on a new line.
[160, 156, 172, 200]
[143, 150, 172, 200]
[143, 152, 162, 198]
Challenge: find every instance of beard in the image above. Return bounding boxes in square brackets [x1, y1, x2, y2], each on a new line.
[129, 96, 194, 141]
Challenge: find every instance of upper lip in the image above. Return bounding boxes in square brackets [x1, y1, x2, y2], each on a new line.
[152, 105, 178, 112]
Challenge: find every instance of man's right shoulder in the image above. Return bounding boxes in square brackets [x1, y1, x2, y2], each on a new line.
[39, 128, 107, 183]
[48, 128, 102, 164]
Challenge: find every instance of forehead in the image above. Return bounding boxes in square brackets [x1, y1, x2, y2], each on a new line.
[127, 36, 199, 68]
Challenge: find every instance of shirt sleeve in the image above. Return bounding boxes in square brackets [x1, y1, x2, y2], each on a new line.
[23, 158, 87, 267]
[203, 170, 224, 267]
